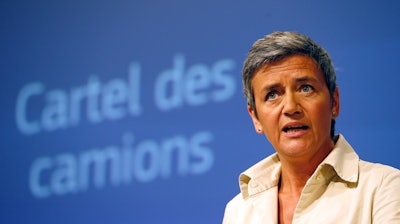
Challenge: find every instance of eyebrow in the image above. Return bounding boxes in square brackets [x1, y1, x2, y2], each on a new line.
[261, 76, 319, 92]
[295, 76, 319, 83]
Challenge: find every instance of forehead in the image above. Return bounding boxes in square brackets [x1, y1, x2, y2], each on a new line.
[253, 55, 324, 84]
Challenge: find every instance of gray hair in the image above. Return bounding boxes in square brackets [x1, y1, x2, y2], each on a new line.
[242, 31, 337, 137]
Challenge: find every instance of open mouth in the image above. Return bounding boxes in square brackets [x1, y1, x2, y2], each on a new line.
[282, 125, 309, 133]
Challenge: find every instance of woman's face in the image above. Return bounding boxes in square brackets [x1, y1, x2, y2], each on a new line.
[248, 54, 340, 162]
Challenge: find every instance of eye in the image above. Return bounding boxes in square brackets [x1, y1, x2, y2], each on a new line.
[266, 91, 279, 101]
[300, 84, 314, 93]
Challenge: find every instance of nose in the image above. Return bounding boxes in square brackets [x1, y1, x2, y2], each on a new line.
[282, 93, 301, 116]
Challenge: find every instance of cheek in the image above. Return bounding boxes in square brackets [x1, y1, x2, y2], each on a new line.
[310, 103, 332, 128]
[259, 108, 281, 132]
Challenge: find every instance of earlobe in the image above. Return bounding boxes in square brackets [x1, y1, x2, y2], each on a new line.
[332, 87, 340, 118]
[248, 105, 263, 134]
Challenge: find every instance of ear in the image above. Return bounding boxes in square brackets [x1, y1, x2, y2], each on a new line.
[248, 104, 263, 134]
[332, 87, 340, 118]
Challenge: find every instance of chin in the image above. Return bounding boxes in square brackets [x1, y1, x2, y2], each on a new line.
[278, 142, 311, 157]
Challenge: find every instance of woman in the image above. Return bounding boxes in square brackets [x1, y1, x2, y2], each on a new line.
[223, 31, 400, 224]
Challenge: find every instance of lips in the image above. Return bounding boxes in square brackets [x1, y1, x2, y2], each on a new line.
[282, 123, 309, 133]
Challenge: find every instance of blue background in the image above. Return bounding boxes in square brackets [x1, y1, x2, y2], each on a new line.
[1, 1, 400, 223]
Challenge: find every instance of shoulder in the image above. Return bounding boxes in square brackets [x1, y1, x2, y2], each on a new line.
[223, 193, 253, 224]
[224, 193, 246, 212]
[358, 160, 400, 189]
[359, 160, 400, 180]
[223, 154, 281, 224]
[238, 153, 281, 198]
[331, 134, 400, 185]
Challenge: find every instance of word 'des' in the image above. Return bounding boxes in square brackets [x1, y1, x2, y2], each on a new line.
[154, 54, 236, 111]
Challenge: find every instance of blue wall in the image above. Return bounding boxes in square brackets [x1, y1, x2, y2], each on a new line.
[1, 1, 400, 223]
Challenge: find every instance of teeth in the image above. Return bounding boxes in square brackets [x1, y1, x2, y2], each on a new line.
[283, 126, 307, 132]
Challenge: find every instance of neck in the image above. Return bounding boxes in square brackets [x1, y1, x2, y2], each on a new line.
[278, 141, 335, 194]
[278, 162, 316, 196]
